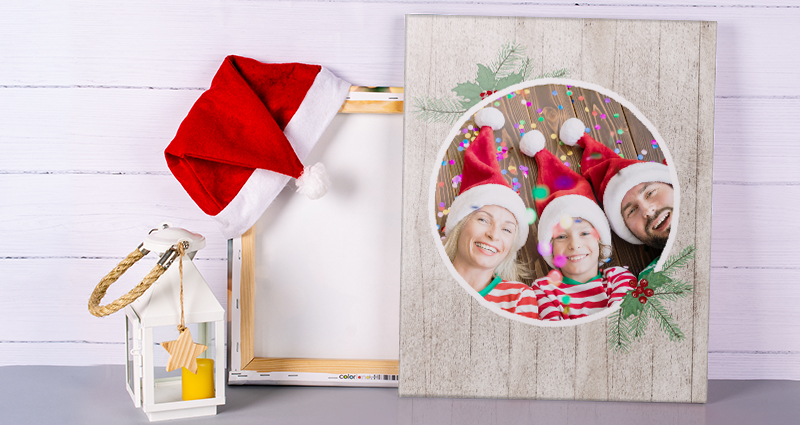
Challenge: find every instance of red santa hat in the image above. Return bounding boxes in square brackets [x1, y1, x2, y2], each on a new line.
[444, 107, 529, 250]
[558, 118, 672, 245]
[165, 56, 351, 238]
[519, 129, 612, 268]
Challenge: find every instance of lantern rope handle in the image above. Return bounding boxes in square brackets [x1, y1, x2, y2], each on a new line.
[88, 243, 181, 318]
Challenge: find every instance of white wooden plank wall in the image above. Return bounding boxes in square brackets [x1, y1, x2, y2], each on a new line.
[1, 0, 797, 381]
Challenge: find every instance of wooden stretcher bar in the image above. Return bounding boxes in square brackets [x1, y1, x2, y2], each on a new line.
[339, 86, 404, 114]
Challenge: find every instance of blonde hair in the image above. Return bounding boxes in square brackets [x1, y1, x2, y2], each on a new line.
[443, 211, 530, 282]
[599, 242, 612, 266]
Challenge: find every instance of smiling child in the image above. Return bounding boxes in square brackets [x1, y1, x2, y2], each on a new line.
[533, 216, 636, 320]
[519, 128, 636, 321]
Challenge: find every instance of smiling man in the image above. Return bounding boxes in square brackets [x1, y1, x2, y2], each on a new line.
[620, 181, 673, 249]
[559, 118, 674, 251]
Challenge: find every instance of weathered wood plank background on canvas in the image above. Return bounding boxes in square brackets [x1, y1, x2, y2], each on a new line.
[1, 0, 800, 386]
[401, 15, 714, 402]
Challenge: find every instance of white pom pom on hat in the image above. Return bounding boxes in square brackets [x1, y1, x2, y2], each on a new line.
[559, 117, 587, 146]
[474, 107, 505, 130]
[519, 130, 546, 157]
[296, 162, 330, 200]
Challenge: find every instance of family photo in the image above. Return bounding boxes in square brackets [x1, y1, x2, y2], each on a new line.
[433, 81, 676, 324]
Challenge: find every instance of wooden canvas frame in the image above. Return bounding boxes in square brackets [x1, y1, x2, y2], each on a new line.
[400, 16, 715, 402]
[228, 88, 402, 386]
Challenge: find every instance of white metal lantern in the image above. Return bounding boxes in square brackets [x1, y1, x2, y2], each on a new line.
[122, 225, 225, 421]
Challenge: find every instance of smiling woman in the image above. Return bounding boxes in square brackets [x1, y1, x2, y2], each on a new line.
[443, 205, 539, 320]
[439, 107, 540, 320]
[445, 205, 523, 288]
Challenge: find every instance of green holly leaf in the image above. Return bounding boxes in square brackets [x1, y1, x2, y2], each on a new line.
[452, 81, 483, 106]
[475, 64, 497, 90]
[638, 270, 671, 291]
[619, 292, 645, 319]
[495, 71, 524, 92]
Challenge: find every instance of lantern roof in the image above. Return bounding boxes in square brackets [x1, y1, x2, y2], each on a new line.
[129, 256, 224, 328]
[143, 225, 206, 254]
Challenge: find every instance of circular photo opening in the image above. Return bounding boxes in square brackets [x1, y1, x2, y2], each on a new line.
[430, 79, 679, 327]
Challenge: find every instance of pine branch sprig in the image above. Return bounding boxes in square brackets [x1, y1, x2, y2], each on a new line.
[490, 42, 525, 78]
[532, 68, 570, 80]
[518, 58, 533, 80]
[607, 244, 696, 352]
[608, 310, 632, 353]
[646, 298, 685, 342]
[411, 96, 468, 125]
[652, 279, 693, 302]
[411, 40, 572, 124]
[629, 305, 650, 341]
[659, 245, 696, 277]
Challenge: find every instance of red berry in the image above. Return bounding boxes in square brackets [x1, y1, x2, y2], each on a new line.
[640, 279, 648, 288]
[644, 288, 654, 297]
[487, 90, 493, 95]
[639, 296, 648, 304]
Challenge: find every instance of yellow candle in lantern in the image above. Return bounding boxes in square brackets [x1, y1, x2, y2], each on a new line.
[181, 358, 215, 400]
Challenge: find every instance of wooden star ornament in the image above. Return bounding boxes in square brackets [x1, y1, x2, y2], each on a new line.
[161, 328, 207, 374]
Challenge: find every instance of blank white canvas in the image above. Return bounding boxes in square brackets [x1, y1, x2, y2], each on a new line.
[252, 113, 402, 360]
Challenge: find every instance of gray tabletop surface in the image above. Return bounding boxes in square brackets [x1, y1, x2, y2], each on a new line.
[1, 366, 798, 424]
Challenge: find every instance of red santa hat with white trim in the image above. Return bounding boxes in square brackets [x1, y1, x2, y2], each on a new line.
[558, 118, 672, 245]
[165, 55, 351, 238]
[519, 128, 612, 268]
[444, 107, 529, 250]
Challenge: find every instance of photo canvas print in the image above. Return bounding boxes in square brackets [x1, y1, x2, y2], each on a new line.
[401, 15, 716, 402]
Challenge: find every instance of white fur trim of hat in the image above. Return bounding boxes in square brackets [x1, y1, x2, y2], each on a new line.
[537, 194, 612, 268]
[603, 161, 672, 245]
[445, 184, 529, 250]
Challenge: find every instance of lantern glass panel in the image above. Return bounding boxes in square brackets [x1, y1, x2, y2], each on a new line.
[126, 315, 137, 394]
[151, 321, 217, 405]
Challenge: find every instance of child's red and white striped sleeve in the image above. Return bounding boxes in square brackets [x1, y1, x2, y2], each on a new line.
[605, 267, 637, 307]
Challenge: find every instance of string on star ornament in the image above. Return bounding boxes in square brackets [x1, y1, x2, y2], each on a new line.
[161, 241, 207, 374]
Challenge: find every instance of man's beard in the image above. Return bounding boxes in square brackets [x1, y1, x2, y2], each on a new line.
[642, 207, 672, 249]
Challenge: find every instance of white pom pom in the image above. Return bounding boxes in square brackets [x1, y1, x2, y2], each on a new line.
[519, 130, 546, 156]
[559, 118, 586, 146]
[474, 107, 505, 131]
[296, 163, 330, 200]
